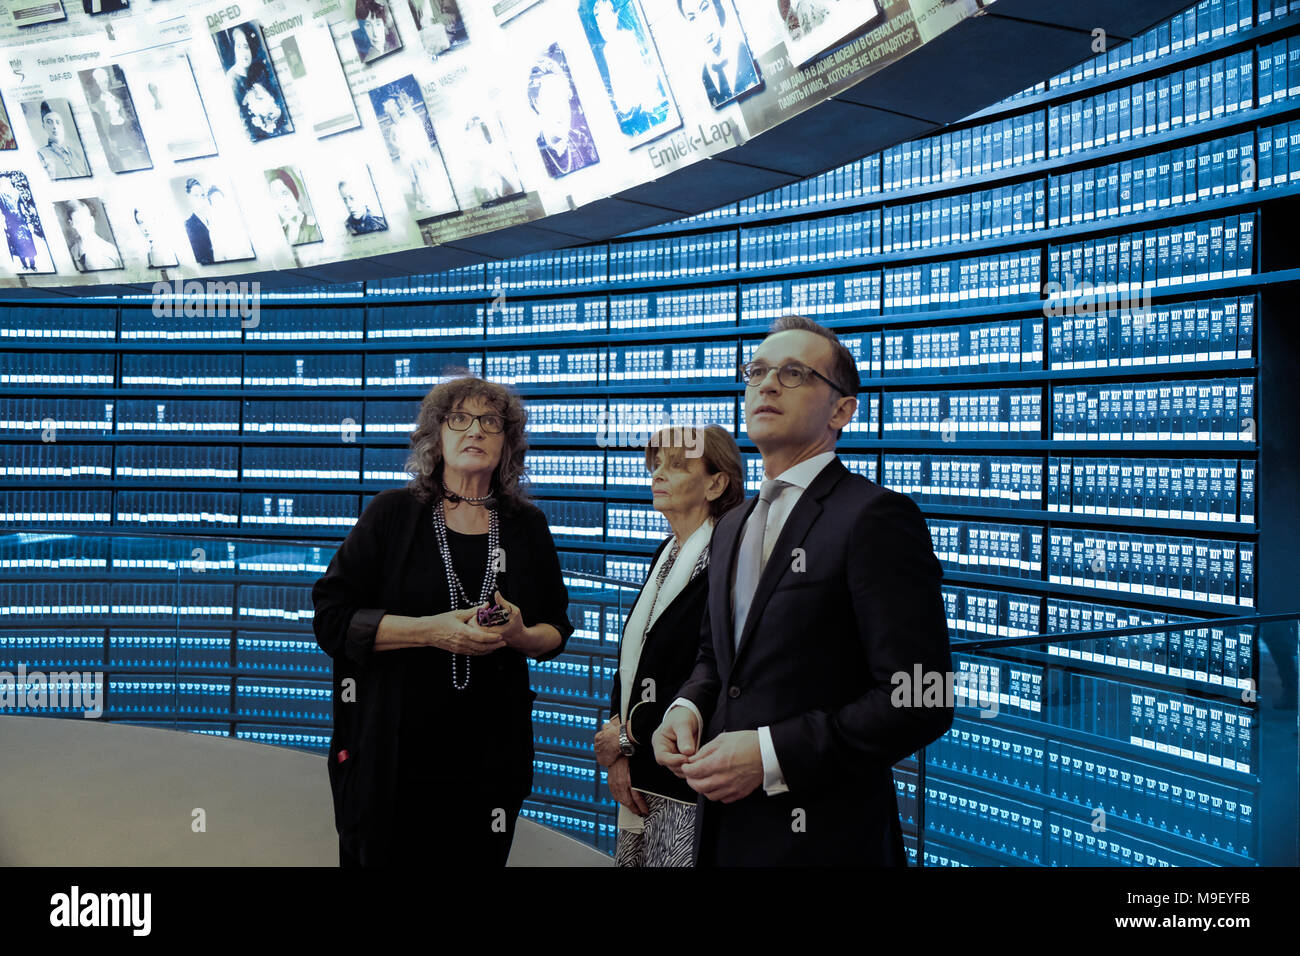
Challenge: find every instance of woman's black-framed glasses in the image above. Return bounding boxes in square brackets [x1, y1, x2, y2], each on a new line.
[444, 412, 505, 434]
[740, 360, 851, 396]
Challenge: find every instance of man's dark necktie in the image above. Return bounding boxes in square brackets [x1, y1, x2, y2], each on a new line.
[712, 61, 732, 100]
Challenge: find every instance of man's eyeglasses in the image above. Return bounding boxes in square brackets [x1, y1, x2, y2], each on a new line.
[740, 361, 852, 396]
[444, 412, 505, 434]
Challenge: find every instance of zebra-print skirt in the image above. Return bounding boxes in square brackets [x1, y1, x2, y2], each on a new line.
[613, 793, 697, 867]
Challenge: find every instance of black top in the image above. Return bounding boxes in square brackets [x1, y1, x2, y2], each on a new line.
[311, 488, 574, 864]
[398, 524, 509, 779]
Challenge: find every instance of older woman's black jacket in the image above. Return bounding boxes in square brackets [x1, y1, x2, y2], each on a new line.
[311, 487, 573, 864]
[609, 532, 710, 805]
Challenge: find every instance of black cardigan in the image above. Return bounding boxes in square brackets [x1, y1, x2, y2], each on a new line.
[609, 532, 711, 805]
[311, 487, 574, 864]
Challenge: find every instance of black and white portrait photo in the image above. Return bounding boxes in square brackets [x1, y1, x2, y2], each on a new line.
[408, 0, 468, 58]
[130, 202, 179, 269]
[675, 0, 762, 108]
[266, 166, 323, 246]
[368, 76, 459, 216]
[54, 198, 123, 272]
[352, 0, 403, 64]
[214, 21, 294, 142]
[0, 172, 55, 274]
[527, 45, 600, 179]
[580, 0, 679, 146]
[174, 174, 256, 265]
[78, 65, 152, 173]
[83, 0, 129, 13]
[21, 99, 91, 181]
[337, 169, 389, 236]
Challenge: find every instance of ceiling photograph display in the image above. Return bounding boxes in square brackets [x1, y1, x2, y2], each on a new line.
[0, 0, 991, 287]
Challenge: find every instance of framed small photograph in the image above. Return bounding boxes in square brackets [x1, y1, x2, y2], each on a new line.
[172, 173, 257, 265]
[0, 94, 16, 150]
[127, 201, 180, 269]
[0, 172, 57, 274]
[132, 50, 218, 162]
[440, 111, 525, 208]
[579, 0, 680, 146]
[335, 166, 389, 236]
[54, 197, 123, 272]
[214, 21, 295, 141]
[78, 65, 152, 173]
[526, 44, 600, 178]
[352, 0, 404, 64]
[368, 75, 459, 216]
[675, 0, 763, 108]
[265, 166, 324, 245]
[21, 98, 92, 180]
[408, 0, 468, 58]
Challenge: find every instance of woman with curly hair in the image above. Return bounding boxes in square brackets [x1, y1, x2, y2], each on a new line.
[312, 374, 574, 867]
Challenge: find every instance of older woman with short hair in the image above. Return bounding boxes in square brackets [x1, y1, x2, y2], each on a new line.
[594, 424, 744, 866]
[313, 375, 573, 867]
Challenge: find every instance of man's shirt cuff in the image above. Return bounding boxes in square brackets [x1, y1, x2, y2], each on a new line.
[667, 697, 703, 734]
[758, 726, 789, 794]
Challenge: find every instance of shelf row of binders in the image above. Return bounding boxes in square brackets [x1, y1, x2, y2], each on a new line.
[926, 519, 1256, 606]
[0, 300, 1260, 393]
[4, 280, 1275, 355]
[0, 464, 1261, 539]
[55, 306, 1287, 373]
[0, 609, 1258, 740]
[0, 447, 1258, 526]
[0, 540, 1259, 647]
[0, 382, 1255, 443]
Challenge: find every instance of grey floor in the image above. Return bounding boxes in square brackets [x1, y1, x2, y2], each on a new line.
[0, 715, 610, 867]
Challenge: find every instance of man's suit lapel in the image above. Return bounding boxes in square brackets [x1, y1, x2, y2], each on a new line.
[731, 457, 849, 668]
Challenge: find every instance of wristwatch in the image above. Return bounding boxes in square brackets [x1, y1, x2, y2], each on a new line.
[618, 720, 635, 757]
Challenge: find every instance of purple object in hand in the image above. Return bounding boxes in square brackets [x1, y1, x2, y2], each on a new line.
[476, 603, 510, 626]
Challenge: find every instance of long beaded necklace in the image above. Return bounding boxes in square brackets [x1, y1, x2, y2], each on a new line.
[431, 491, 500, 691]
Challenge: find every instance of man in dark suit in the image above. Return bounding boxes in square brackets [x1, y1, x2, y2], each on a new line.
[652, 315, 953, 866]
[182, 177, 214, 265]
[676, 0, 761, 107]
